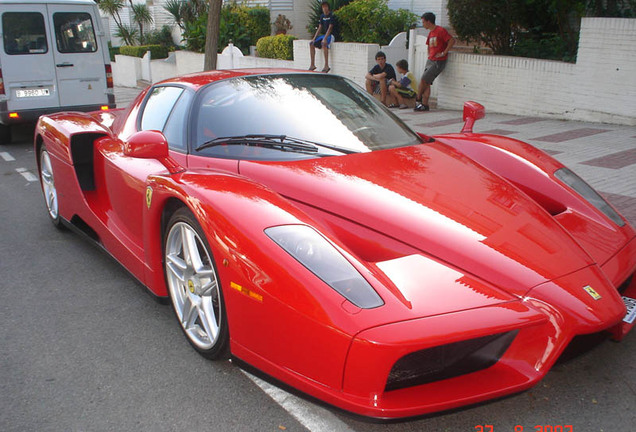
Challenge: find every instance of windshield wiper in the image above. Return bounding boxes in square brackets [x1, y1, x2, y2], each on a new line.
[196, 134, 318, 153]
[195, 134, 358, 155]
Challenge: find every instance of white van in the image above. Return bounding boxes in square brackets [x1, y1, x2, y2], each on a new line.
[0, 0, 115, 143]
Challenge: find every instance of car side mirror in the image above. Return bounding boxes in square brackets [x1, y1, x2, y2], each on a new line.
[461, 101, 485, 134]
[124, 130, 169, 159]
[124, 130, 183, 174]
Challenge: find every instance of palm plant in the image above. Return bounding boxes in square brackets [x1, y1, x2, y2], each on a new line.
[114, 23, 139, 45]
[131, 3, 153, 44]
[98, 0, 136, 45]
[164, 0, 207, 30]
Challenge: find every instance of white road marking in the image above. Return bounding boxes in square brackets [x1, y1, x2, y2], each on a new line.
[0, 152, 15, 161]
[241, 370, 355, 432]
[16, 167, 38, 182]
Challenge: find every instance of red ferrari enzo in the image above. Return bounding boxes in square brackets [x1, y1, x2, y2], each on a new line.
[35, 70, 636, 419]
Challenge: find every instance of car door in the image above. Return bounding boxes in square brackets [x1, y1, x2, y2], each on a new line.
[46, 4, 108, 108]
[0, 4, 60, 111]
[94, 85, 189, 258]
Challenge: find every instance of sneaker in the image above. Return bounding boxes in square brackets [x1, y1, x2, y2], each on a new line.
[387, 103, 399, 108]
[414, 103, 430, 112]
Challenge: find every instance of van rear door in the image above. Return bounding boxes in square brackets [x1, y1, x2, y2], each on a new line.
[47, 4, 108, 108]
[0, 4, 60, 111]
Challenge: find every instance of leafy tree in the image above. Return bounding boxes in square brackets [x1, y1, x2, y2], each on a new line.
[448, 0, 635, 61]
[306, 0, 354, 35]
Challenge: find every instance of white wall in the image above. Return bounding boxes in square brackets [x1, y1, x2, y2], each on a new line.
[112, 18, 635, 125]
[421, 18, 636, 125]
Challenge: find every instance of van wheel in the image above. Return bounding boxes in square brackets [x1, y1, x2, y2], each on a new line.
[0, 124, 11, 145]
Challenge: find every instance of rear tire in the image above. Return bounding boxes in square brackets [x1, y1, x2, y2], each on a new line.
[163, 208, 229, 360]
[0, 124, 11, 145]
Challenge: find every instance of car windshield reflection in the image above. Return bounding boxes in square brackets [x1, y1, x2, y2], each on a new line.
[192, 73, 422, 160]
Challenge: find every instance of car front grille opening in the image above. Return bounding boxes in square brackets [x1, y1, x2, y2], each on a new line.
[618, 273, 634, 294]
[385, 330, 518, 392]
[556, 331, 609, 364]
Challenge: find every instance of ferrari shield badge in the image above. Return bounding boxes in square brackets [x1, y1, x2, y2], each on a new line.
[146, 186, 153, 209]
[583, 285, 602, 300]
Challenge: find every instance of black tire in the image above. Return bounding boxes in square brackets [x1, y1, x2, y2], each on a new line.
[0, 124, 11, 145]
[39, 145, 65, 230]
[163, 207, 229, 359]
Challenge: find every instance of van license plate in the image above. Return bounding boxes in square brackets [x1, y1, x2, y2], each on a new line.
[16, 88, 50, 98]
[624, 296, 636, 324]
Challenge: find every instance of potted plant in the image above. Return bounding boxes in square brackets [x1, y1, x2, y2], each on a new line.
[274, 14, 292, 35]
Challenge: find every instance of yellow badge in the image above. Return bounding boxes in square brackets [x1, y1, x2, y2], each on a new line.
[583, 285, 602, 300]
[146, 186, 153, 209]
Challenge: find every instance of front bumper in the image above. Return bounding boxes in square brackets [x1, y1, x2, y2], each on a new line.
[335, 264, 631, 418]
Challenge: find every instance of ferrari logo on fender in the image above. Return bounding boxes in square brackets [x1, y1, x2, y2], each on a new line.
[146, 186, 153, 209]
[583, 285, 602, 300]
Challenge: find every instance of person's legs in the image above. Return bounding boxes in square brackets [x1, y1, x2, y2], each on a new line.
[322, 46, 329, 71]
[309, 42, 316, 70]
[379, 79, 389, 105]
[322, 35, 333, 72]
[366, 79, 375, 94]
[415, 60, 446, 111]
[421, 82, 431, 105]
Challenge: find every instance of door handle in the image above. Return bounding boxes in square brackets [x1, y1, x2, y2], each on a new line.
[56, 63, 74, 67]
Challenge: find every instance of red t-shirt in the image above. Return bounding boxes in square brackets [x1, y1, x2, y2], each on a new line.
[427, 25, 452, 61]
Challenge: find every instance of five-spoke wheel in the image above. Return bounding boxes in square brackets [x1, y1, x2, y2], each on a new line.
[164, 208, 229, 359]
[39, 146, 63, 228]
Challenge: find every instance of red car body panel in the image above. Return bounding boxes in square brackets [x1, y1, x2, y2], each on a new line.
[34, 69, 636, 419]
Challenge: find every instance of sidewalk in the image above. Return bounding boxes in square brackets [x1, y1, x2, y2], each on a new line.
[114, 85, 636, 224]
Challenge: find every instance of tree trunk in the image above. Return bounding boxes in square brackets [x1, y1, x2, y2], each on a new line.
[204, 0, 223, 70]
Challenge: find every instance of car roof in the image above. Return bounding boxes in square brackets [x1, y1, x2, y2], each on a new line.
[156, 68, 314, 91]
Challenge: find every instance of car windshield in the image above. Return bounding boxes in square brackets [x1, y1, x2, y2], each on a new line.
[192, 73, 422, 160]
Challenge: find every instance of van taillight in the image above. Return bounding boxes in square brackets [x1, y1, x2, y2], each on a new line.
[0, 68, 4, 95]
[105, 65, 113, 89]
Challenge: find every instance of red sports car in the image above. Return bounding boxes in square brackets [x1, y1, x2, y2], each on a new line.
[35, 69, 636, 419]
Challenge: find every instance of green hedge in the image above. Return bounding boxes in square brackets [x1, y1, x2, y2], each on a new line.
[335, 0, 417, 46]
[256, 34, 297, 60]
[183, 4, 271, 54]
[119, 44, 169, 59]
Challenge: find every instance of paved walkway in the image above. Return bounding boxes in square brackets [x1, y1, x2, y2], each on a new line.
[114, 85, 636, 224]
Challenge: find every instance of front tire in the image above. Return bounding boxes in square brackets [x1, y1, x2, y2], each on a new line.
[163, 208, 229, 359]
[39, 146, 64, 229]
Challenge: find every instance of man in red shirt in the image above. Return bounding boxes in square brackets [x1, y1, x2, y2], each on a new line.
[414, 12, 455, 112]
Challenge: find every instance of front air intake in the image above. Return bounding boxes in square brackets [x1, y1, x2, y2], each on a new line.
[385, 331, 518, 391]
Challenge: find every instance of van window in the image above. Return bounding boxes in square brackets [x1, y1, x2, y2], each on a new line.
[53, 13, 97, 53]
[2, 12, 48, 55]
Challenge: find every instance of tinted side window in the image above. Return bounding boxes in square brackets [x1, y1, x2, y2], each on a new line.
[163, 91, 193, 152]
[2, 12, 48, 55]
[141, 86, 184, 132]
[53, 13, 97, 53]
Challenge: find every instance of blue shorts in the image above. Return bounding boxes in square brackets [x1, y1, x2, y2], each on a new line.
[312, 35, 334, 49]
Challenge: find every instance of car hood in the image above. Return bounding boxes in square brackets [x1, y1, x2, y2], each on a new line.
[239, 142, 595, 297]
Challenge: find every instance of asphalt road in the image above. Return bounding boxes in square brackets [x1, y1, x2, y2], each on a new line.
[1, 124, 635, 432]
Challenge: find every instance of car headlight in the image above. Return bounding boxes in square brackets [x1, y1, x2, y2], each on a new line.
[265, 225, 384, 309]
[554, 168, 624, 227]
